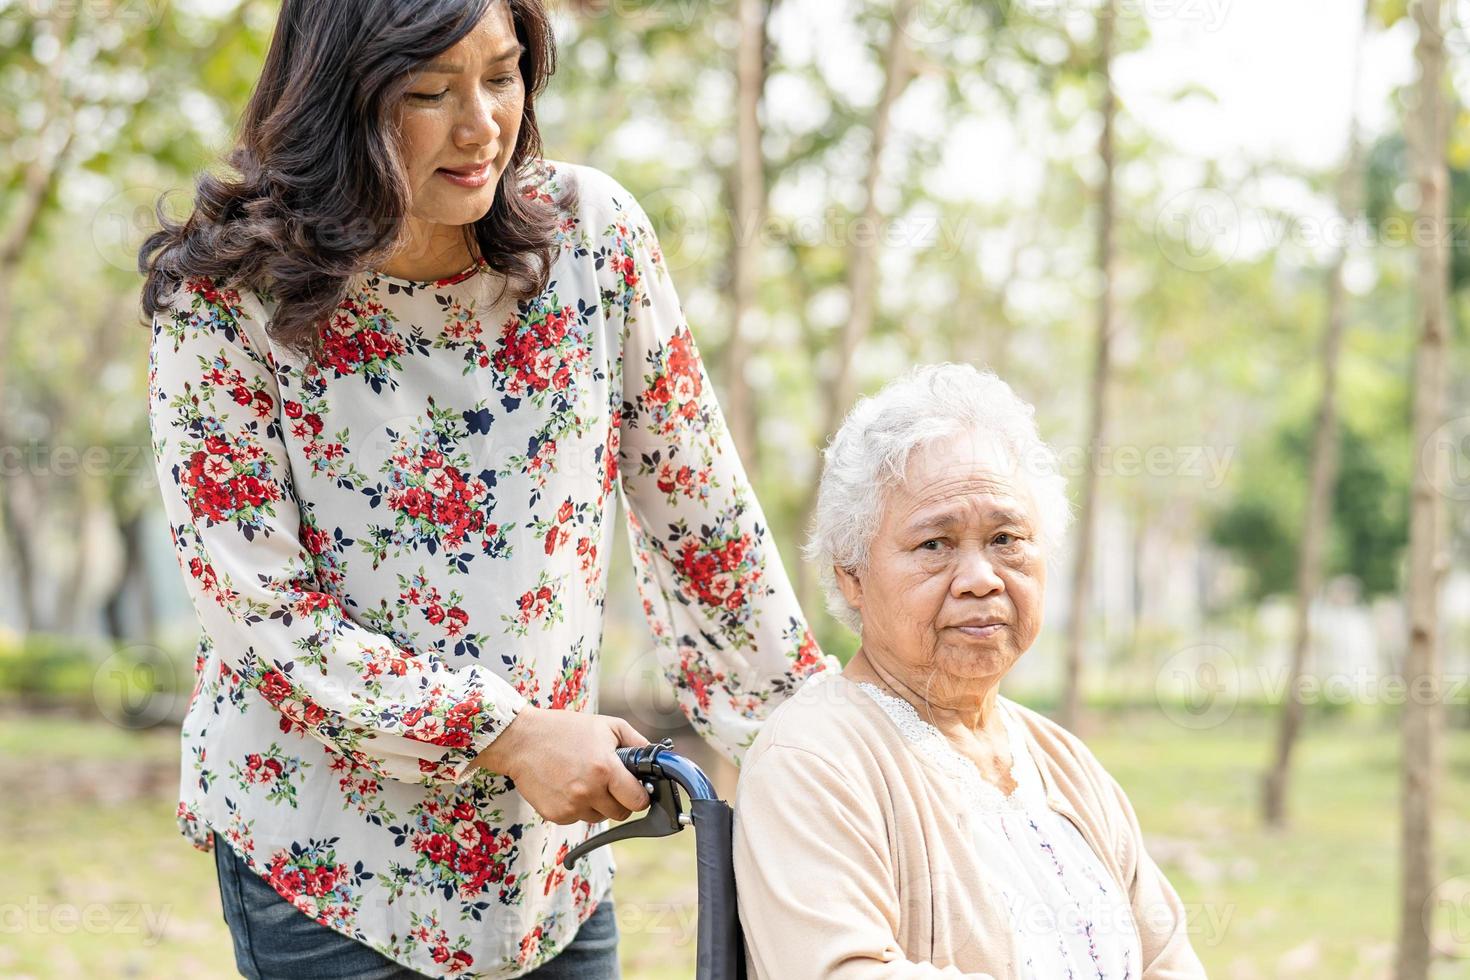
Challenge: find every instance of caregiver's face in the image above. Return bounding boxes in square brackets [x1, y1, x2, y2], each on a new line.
[838, 430, 1046, 691]
[391, 1, 525, 231]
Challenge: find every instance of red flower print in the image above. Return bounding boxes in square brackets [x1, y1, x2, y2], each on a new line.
[258, 669, 292, 707]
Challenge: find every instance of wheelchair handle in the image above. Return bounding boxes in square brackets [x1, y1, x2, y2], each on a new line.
[561, 738, 745, 980]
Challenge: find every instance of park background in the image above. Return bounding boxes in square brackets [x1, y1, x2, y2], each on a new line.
[1, 0, 1469, 976]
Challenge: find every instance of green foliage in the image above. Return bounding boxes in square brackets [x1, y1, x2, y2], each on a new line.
[1208, 416, 1410, 602]
[1208, 496, 1299, 600]
[0, 632, 191, 730]
[1364, 126, 1470, 316]
[0, 632, 102, 700]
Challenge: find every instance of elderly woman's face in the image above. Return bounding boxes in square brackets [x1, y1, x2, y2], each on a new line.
[837, 430, 1046, 691]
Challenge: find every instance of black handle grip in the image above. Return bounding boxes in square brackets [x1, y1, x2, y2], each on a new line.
[561, 739, 743, 980]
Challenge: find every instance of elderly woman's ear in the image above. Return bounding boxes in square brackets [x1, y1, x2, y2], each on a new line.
[832, 563, 863, 615]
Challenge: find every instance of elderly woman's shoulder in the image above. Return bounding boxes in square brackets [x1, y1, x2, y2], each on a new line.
[741, 671, 892, 773]
[1000, 696, 1120, 789]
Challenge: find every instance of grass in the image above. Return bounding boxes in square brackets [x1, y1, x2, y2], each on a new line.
[2, 707, 1468, 979]
[1081, 708, 1470, 979]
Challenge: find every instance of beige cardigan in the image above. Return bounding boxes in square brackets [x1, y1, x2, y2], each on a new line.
[731, 671, 1208, 979]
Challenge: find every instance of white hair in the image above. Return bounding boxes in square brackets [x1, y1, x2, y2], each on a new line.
[802, 363, 1073, 633]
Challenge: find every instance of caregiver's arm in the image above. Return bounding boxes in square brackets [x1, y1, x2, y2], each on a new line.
[732, 741, 995, 980]
[602, 168, 839, 766]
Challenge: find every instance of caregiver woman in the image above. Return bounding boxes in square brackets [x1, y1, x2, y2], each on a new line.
[137, 1, 835, 977]
[732, 364, 1206, 978]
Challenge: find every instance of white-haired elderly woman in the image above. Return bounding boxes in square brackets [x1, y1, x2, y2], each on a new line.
[732, 364, 1206, 979]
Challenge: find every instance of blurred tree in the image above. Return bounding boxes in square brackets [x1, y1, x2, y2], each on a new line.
[1209, 421, 1410, 602]
[724, 0, 770, 480]
[0, 0, 269, 634]
[1394, 0, 1451, 974]
[1059, 0, 1118, 735]
[791, 0, 918, 608]
[0, 5, 82, 631]
[1262, 0, 1370, 831]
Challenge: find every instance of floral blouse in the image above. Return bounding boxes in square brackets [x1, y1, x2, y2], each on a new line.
[147, 159, 836, 979]
[855, 683, 1138, 979]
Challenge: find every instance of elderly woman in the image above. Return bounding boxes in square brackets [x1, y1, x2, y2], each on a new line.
[732, 363, 1206, 979]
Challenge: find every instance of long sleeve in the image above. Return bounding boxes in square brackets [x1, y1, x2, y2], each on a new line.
[732, 743, 996, 980]
[602, 178, 839, 766]
[1104, 769, 1209, 978]
[147, 277, 528, 785]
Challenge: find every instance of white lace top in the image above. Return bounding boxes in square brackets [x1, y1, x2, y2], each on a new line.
[855, 683, 1140, 979]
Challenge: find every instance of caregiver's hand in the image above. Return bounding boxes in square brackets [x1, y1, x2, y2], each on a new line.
[474, 707, 653, 824]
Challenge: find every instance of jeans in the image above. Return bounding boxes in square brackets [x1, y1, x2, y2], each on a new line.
[212, 831, 621, 979]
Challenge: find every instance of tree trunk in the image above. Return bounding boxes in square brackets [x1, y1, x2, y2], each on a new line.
[724, 0, 769, 483]
[1058, 0, 1117, 735]
[0, 10, 80, 634]
[0, 472, 42, 631]
[796, 0, 916, 608]
[103, 505, 156, 644]
[37, 291, 135, 637]
[54, 489, 94, 635]
[1395, 1, 1450, 976]
[1262, 0, 1370, 829]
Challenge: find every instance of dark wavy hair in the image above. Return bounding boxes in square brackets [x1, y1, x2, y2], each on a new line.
[138, 0, 573, 361]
